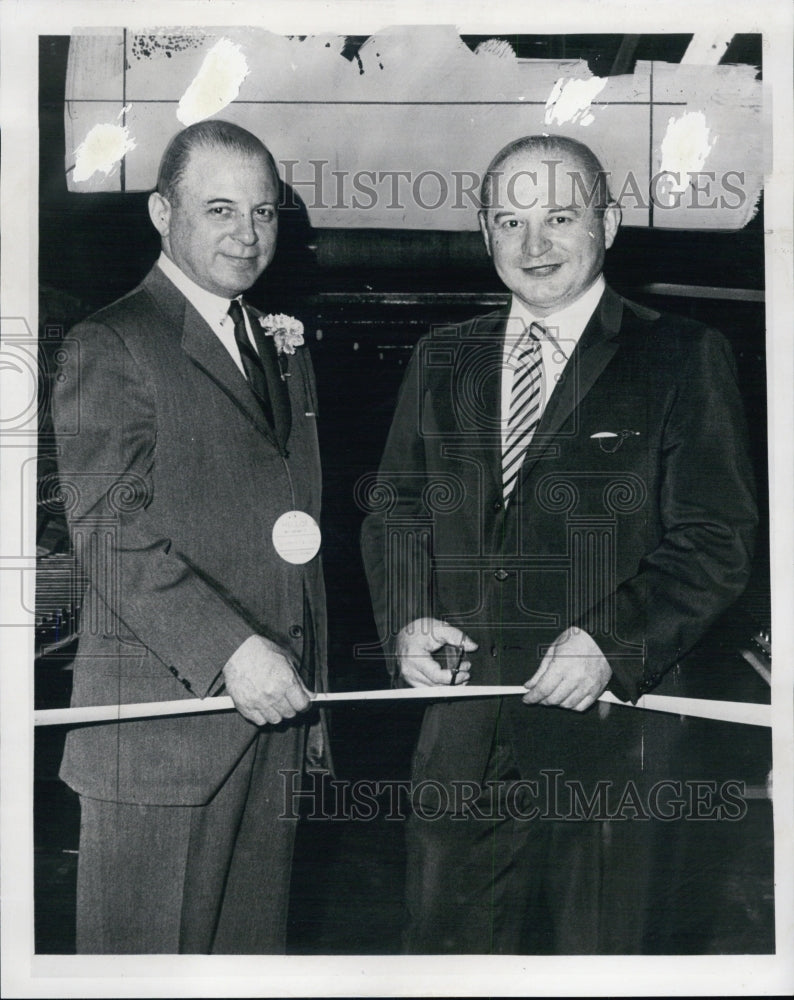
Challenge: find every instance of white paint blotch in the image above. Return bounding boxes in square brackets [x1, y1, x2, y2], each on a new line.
[73, 123, 136, 182]
[659, 111, 715, 197]
[681, 33, 732, 65]
[544, 76, 607, 126]
[177, 38, 249, 126]
[474, 38, 516, 59]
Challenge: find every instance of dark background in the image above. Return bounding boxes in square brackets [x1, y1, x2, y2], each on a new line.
[35, 33, 772, 955]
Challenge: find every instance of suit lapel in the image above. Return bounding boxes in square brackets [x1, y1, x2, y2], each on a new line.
[250, 316, 292, 452]
[420, 288, 625, 503]
[142, 266, 282, 447]
[453, 307, 508, 495]
[514, 286, 624, 487]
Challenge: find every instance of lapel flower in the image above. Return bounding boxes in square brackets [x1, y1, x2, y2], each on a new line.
[258, 313, 304, 381]
[258, 313, 305, 355]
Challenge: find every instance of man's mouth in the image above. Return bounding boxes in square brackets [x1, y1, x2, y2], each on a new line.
[520, 263, 562, 277]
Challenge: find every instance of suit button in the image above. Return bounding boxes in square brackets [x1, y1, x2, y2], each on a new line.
[289, 625, 304, 639]
[494, 569, 509, 581]
[490, 645, 498, 658]
[493, 500, 503, 511]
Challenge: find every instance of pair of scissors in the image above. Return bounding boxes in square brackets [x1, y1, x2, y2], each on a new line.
[449, 644, 465, 686]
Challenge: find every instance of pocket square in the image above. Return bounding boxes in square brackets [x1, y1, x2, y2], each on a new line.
[590, 429, 640, 452]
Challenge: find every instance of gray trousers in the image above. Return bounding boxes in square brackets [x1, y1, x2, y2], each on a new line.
[75, 724, 303, 954]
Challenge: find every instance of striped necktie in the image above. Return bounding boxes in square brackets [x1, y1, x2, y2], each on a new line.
[502, 321, 545, 501]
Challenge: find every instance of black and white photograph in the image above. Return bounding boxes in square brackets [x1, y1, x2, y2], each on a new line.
[1, 0, 792, 996]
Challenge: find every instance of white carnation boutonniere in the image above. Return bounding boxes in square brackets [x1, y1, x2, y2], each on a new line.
[258, 313, 305, 380]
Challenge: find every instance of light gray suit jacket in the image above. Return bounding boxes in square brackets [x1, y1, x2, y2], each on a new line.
[52, 264, 327, 805]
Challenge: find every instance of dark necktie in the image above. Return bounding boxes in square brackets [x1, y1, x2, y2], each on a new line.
[502, 321, 545, 501]
[227, 298, 274, 427]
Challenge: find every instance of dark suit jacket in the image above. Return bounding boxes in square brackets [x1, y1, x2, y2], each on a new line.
[361, 286, 757, 791]
[52, 264, 327, 805]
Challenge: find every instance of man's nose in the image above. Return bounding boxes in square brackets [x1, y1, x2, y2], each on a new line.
[521, 224, 552, 258]
[232, 214, 258, 245]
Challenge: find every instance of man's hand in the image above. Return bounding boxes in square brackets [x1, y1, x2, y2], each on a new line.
[522, 626, 611, 711]
[395, 617, 478, 687]
[222, 634, 312, 726]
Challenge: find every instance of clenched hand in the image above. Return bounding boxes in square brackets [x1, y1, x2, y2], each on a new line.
[395, 617, 478, 687]
[523, 626, 611, 712]
[223, 634, 312, 726]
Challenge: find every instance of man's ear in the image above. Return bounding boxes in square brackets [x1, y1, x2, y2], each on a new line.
[148, 191, 171, 239]
[603, 203, 621, 251]
[478, 211, 492, 257]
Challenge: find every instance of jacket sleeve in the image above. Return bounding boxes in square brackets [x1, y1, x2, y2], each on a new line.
[52, 318, 256, 697]
[360, 345, 434, 663]
[581, 328, 758, 702]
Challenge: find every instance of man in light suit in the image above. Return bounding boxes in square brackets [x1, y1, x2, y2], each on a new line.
[51, 120, 326, 953]
[360, 135, 757, 953]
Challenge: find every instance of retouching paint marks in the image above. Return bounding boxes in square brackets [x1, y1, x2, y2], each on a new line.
[544, 77, 608, 127]
[176, 38, 249, 127]
[72, 122, 136, 183]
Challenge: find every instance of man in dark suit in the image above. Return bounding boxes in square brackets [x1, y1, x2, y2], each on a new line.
[51, 120, 326, 953]
[360, 135, 757, 953]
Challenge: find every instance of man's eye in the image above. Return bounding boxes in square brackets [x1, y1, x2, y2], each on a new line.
[255, 207, 275, 222]
[209, 206, 231, 216]
[550, 215, 573, 225]
[500, 218, 521, 229]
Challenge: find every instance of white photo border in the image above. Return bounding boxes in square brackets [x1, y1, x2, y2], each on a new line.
[2, 0, 792, 996]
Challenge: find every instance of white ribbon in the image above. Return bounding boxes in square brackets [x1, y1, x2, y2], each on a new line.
[33, 686, 771, 728]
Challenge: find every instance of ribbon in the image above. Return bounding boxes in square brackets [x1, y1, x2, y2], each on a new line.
[33, 686, 771, 728]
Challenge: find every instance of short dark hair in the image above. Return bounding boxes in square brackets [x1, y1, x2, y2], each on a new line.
[156, 120, 278, 203]
[480, 134, 613, 215]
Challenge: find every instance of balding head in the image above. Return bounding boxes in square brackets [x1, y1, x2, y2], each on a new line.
[477, 134, 621, 316]
[148, 121, 281, 298]
[156, 120, 278, 206]
[480, 134, 614, 216]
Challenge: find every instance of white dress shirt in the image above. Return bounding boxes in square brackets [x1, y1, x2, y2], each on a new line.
[156, 252, 259, 377]
[500, 275, 605, 452]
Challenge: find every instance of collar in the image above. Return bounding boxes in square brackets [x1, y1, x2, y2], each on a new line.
[508, 274, 605, 360]
[156, 252, 233, 331]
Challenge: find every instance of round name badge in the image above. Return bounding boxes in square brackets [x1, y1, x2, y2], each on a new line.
[272, 511, 322, 564]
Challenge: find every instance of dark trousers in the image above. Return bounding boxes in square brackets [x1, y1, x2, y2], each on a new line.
[75, 724, 303, 954]
[403, 728, 652, 954]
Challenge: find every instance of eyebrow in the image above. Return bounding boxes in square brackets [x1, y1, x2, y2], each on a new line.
[203, 197, 277, 208]
[490, 205, 585, 221]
